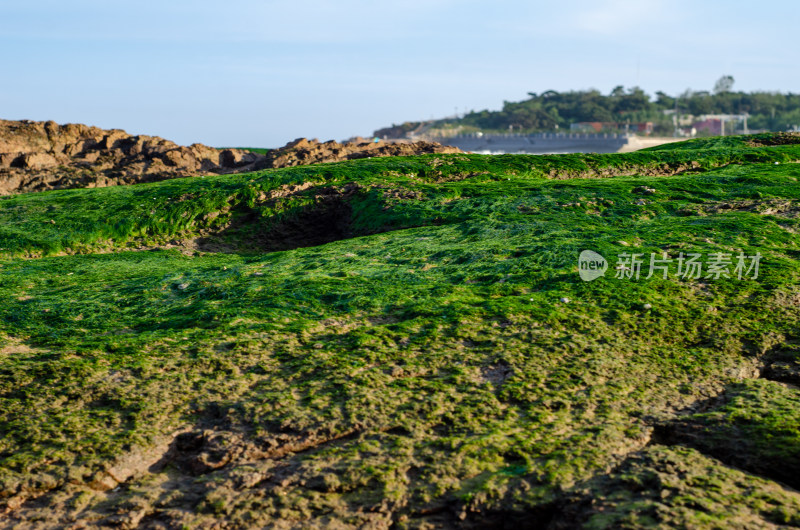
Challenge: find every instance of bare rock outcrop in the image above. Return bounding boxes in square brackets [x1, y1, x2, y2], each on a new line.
[0, 120, 462, 194]
[257, 137, 461, 169]
[0, 119, 262, 194]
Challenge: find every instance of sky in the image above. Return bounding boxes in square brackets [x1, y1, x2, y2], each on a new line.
[1, 0, 798, 147]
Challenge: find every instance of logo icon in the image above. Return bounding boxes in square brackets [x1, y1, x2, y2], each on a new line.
[578, 250, 608, 282]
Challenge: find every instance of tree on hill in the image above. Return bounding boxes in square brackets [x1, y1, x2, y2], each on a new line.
[714, 75, 735, 95]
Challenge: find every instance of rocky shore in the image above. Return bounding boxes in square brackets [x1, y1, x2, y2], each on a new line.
[0, 119, 461, 194]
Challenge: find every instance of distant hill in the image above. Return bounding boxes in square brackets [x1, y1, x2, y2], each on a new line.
[375, 82, 800, 138]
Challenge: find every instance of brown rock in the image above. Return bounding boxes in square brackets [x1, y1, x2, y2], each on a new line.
[261, 137, 461, 169]
[22, 152, 58, 169]
[64, 139, 94, 157]
[0, 152, 23, 168]
[219, 149, 248, 167]
[162, 149, 194, 167]
[99, 130, 128, 150]
[77, 151, 100, 164]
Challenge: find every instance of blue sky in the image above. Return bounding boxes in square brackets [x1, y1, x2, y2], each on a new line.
[1, 0, 797, 147]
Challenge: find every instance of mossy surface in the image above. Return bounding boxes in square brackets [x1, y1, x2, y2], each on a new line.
[1, 135, 800, 528]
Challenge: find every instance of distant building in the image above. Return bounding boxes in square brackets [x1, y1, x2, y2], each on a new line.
[690, 114, 750, 136]
[693, 118, 722, 135]
[663, 109, 695, 127]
